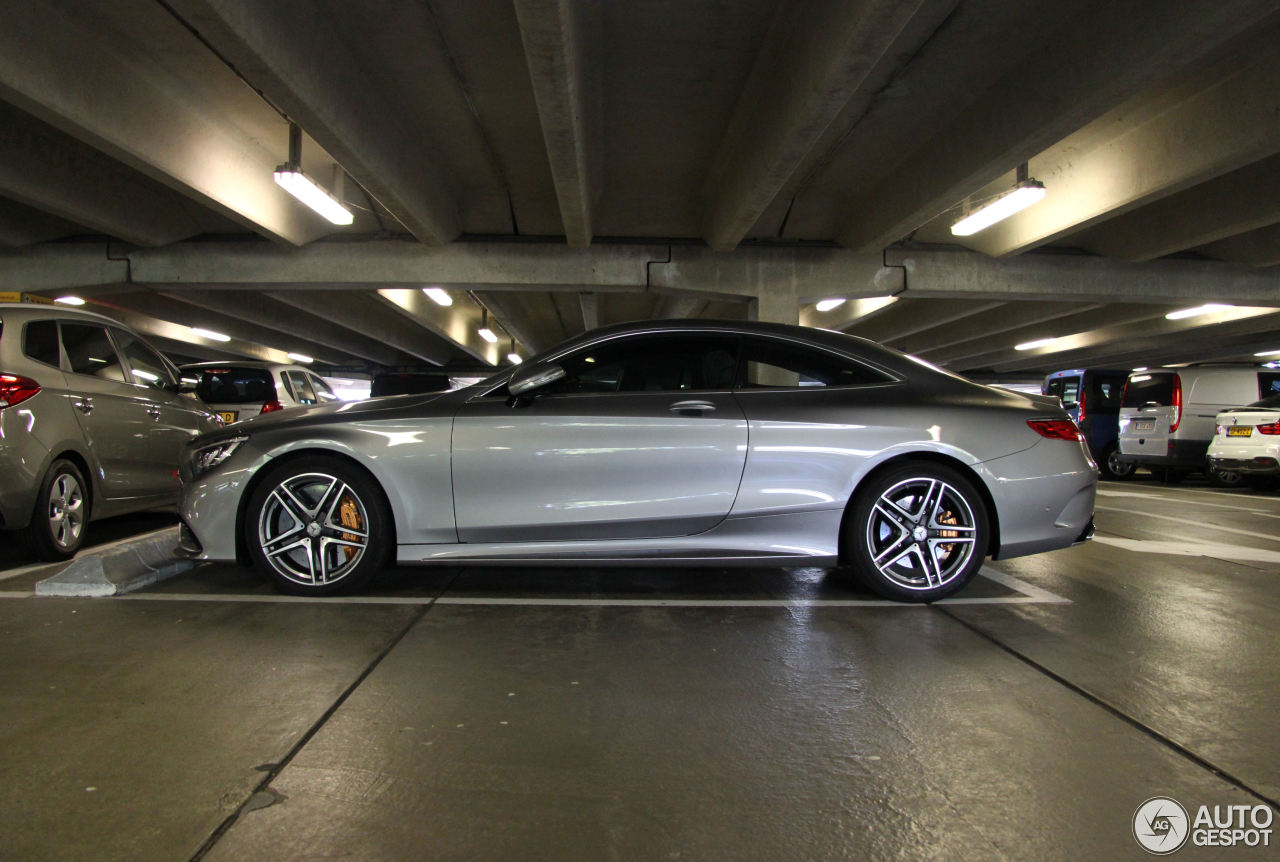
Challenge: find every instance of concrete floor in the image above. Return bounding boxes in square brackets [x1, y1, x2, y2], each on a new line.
[0, 479, 1277, 861]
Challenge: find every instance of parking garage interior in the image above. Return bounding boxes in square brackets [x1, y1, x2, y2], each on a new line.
[2, 1, 1279, 859]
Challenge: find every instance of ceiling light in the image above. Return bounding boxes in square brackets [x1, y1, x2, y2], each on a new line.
[423, 287, 453, 306]
[1129, 374, 1152, 383]
[1131, 366, 1148, 372]
[55, 295, 86, 306]
[1166, 303, 1233, 320]
[478, 328, 498, 343]
[1254, 349, 1280, 357]
[190, 327, 231, 342]
[273, 123, 353, 225]
[815, 298, 846, 312]
[287, 353, 314, 364]
[1015, 337, 1059, 351]
[952, 164, 1046, 236]
[507, 353, 522, 364]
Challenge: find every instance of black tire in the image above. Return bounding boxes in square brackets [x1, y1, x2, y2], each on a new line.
[25, 459, 90, 561]
[245, 456, 392, 595]
[1209, 467, 1244, 488]
[845, 462, 990, 603]
[1100, 445, 1135, 480]
[1160, 468, 1187, 485]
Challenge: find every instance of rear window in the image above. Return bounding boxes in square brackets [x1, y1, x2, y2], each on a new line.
[1044, 375, 1080, 404]
[1122, 373, 1175, 407]
[1087, 374, 1126, 410]
[190, 367, 276, 404]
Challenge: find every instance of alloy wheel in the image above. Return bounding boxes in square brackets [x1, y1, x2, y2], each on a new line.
[257, 472, 370, 587]
[47, 472, 85, 551]
[864, 476, 978, 591]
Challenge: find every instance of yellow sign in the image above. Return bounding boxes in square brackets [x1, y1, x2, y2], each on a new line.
[0, 292, 55, 304]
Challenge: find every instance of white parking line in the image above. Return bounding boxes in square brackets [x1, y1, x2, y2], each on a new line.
[4, 566, 1069, 606]
[1103, 481, 1280, 505]
[1096, 488, 1274, 516]
[1095, 504, 1280, 543]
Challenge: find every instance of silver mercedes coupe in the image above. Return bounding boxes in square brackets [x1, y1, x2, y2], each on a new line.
[177, 320, 1097, 602]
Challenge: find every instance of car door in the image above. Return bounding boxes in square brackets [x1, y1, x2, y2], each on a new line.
[58, 321, 156, 500]
[451, 332, 748, 543]
[109, 328, 207, 497]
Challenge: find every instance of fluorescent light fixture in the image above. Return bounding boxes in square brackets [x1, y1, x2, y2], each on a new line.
[286, 352, 314, 364]
[951, 180, 1046, 236]
[1131, 366, 1148, 372]
[478, 327, 498, 343]
[190, 327, 231, 342]
[423, 287, 452, 306]
[1254, 349, 1280, 357]
[1015, 337, 1059, 351]
[815, 298, 846, 312]
[1129, 374, 1152, 383]
[1166, 303, 1233, 320]
[507, 353, 522, 364]
[273, 168, 354, 225]
[55, 295, 86, 306]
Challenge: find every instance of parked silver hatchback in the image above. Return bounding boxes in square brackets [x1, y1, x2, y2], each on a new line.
[0, 303, 221, 559]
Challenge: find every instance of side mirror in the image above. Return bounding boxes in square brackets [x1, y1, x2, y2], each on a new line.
[508, 362, 565, 397]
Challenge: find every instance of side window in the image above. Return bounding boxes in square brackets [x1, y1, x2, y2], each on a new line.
[544, 334, 740, 395]
[111, 329, 175, 390]
[1089, 377, 1123, 409]
[285, 371, 318, 405]
[23, 320, 61, 367]
[61, 323, 127, 383]
[309, 374, 338, 403]
[737, 337, 891, 389]
[1059, 378, 1080, 404]
[1045, 378, 1064, 399]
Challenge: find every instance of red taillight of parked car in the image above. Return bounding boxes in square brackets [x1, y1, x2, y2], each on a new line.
[259, 400, 283, 415]
[1027, 418, 1084, 441]
[1169, 373, 1183, 432]
[1257, 421, 1280, 435]
[0, 374, 40, 409]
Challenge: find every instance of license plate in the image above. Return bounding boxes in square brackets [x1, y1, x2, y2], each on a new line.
[1227, 426, 1252, 437]
[1132, 420, 1156, 432]
[218, 411, 238, 424]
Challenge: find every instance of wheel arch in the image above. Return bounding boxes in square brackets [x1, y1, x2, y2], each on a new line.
[233, 447, 398, 567]
[837, 452, 1000, 565]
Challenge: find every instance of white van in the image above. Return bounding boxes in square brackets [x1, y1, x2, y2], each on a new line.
[1117, 366, 1280, 479]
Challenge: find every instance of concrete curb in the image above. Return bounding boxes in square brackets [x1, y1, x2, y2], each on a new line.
[35, 528, 194, 597]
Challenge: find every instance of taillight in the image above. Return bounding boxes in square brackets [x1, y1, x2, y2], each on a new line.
[1028, 418, 1084, 441]
[1258, 422, 1280, 436]
[1077, 385, 1087, 424]
[0, 374, 40, 409]
[259, 400, 283, 415]
[1170, 373, 1182, 432]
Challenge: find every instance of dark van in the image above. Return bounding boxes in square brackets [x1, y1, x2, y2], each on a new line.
[1043, 368, 1131, 479]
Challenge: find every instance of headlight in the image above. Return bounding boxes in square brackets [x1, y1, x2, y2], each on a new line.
[189, 437, 247, 478]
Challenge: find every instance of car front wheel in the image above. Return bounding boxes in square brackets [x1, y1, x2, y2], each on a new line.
[246, 456, 392, 595]
[25, 459, 89, 560]
[846, 462, 989, 602]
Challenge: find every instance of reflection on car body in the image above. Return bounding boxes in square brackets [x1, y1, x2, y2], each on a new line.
[178, 320, 1098, 602]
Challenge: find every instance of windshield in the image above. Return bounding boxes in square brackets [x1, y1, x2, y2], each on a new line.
[1122, 373, 1175, 407]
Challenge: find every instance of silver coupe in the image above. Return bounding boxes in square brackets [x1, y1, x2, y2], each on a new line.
[177, 320, 1097, 602]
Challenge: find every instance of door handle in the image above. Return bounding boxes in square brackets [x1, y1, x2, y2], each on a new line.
[668, 400, 716, 416]
[147, 406, 162, 420]
[73, 398, 93, 415]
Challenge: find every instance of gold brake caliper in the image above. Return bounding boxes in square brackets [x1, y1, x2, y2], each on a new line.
[937, 510, 960, 556]
[339, 495, 363, 562]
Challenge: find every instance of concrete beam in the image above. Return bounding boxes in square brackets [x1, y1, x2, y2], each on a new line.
[655, 294, 703, 320]
[837, 0, 1279, 252]
[969, 37, 1280, 258]
[0, 102, 203, 246]
[373, 289, 497, 364]
[168, 0, 461, 244]
[1199, 223, 1280, 269]
[1076, 154, 1280, 262]
[513, 0, 599, 246]
[652, 247, 903, 304]
[95, 291, 350, 366]
[265, 291, 454, 366]
[895, 301, 1114, 358]
[843, 299, 1002, 343]
[473, 291, 546, 355]
[0, 197, 80, 248]
[886, 247, 1280, 305]
[0, 243, 127, 292]
[158, 289, 405, 366]
[578, 292, 599, 330]
[89, 304, 293, 365]
[925, 304, 1168, 365]
[702, 0, 936, 250]
[0, 0, 327, 246]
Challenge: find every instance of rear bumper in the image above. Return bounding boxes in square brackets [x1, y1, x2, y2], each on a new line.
[1207, 455, 1280, 475]
[1116, 438, 1208, 470]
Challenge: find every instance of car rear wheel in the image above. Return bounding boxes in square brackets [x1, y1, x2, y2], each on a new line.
[246, 456, 392, 595]
[25, 459, 89, 561]
[1101, 445, 1135, 480]
[1209, 466, 1244, 488]
[845, 462, 989, 602]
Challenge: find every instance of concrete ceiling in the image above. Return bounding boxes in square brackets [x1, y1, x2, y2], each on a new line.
[0, 0, 1278, 378]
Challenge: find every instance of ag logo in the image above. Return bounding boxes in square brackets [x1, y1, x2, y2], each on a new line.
[1134, 797, 1190, 854]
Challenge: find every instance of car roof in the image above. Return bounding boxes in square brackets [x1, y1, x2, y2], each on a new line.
[0, 301, 129, 327]
[181, 360, 309, 372]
